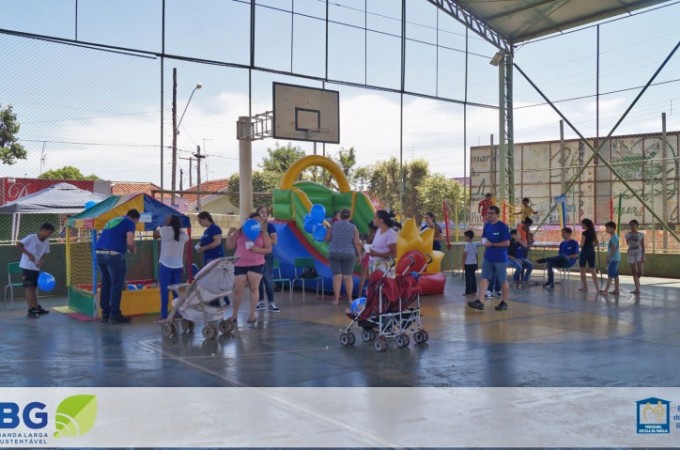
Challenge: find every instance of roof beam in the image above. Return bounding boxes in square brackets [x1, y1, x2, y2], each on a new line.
[424, 0, 512, 52]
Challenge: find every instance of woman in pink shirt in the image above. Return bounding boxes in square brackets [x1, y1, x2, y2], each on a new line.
[225, 214, 272, 324]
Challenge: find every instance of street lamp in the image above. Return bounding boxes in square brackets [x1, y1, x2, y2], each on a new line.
[177, 83, 203, 133]
[171, 67, 202, 206]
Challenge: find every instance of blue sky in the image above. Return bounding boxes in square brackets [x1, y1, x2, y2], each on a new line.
[1, 0, 679, 187]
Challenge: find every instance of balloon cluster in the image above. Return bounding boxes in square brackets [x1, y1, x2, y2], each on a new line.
[242, 219, 261, 241]
[303, 204, 327, 241]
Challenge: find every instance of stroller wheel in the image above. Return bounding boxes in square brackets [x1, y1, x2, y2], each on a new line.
[218, 319, 235, 335]
[162, 323, 176, 338]
[374, 337, 388, 352]
[202, 325, 218, 340]
[395, 333, 410, 348]
[339, 332, 356, 346]
[414, 330, 429, 344]
[361, 329, 376, 343]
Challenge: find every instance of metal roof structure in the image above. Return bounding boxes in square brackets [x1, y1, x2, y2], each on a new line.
[426, 0, 672, 52]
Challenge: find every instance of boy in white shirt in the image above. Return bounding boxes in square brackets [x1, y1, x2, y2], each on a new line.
[17, 222, 55, 318]
[462, 230, 478, 296]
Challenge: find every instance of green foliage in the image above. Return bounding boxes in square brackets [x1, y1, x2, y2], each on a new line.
[320, 147, 357, 189]
[260, 142, 307, 173]
[0, 104, 28, 165]
[366, 157, 430, 218]
[39, 166, 99, 180]
[227, 170, 279, 209]
[418, 174, 469, 223]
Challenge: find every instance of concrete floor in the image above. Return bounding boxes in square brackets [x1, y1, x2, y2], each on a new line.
[2, 271, 679, 388]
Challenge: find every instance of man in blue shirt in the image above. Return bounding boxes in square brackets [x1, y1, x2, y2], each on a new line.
[468, 205, 511, 311]
[537, 227, 580, 289]
[96, 209, 140, 323]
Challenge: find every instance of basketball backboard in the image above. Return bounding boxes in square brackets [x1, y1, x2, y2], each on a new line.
[273, 82, 339, 144]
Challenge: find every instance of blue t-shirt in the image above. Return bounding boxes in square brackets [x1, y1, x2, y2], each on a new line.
[558, 239, 579, 266]
[200, 223, 224, 263]
[608, 234, 621, 262]
[96, 216, 136, 254]
[482, 221, 510, 263]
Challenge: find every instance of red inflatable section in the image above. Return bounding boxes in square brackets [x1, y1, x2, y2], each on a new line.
[396, 250, 446, 295]
[419, 272, 446, 295]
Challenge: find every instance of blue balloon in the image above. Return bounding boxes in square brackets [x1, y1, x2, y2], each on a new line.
[243, 219, 261, 241]
[303, 217, 316, 233]
[84, 200, 96, 209]
[310, 204, 326, 223]
[312, 225, 327, 241]
[351, 297, 366, 314]
[37, 272, 56, 292]
[127, 284, 137, 291]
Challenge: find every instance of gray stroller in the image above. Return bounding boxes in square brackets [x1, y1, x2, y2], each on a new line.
[162, 256, 237, 339]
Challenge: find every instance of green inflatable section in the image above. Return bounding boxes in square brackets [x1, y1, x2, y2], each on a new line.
[273, 181, 375, 259]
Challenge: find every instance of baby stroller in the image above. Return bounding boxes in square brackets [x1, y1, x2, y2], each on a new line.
[161, 256, 237, 339]
[340, 251, 430, 352]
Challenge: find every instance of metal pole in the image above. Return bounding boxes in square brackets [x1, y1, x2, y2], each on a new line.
[172, 68, 177, 207]
[662, 112, 668, 251]
[195, 145, 204, 211]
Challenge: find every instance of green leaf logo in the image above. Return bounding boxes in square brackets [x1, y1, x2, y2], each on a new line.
[53, 394, 97, 438]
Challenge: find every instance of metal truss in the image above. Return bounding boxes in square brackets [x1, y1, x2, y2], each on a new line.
[424, 0, 512, 53]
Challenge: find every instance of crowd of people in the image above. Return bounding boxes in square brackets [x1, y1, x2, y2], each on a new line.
[462, 193, 646, 312]
[15, 193, 648, 323]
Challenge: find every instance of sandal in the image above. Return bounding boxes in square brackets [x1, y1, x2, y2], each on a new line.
[246, 317, 256, 323]
[228, 317, 238, 323]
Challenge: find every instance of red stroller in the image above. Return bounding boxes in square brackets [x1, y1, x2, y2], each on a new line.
[340, 251, 430, 352]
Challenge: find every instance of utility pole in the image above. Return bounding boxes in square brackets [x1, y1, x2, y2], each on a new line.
[194, 145, 207, 211]
[179, 168, 184, 192]
[179, 156, 193, 187]
[171, 68, 178, 207]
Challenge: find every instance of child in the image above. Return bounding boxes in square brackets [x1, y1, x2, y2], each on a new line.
[17, 222, 55, 318]
[462, 230, 477, 296]
[515, 197, 537, 222]
[625, 219, 645, 294]
[599, 221, 620, 295]
[356, 220, 378, 297]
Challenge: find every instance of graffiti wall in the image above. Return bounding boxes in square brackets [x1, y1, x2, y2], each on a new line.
[470, 131, 680, 229]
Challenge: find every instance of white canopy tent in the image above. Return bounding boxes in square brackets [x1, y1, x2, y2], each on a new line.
[0, 182, 108, 242]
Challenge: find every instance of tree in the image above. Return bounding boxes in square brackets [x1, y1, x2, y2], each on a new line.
[366, 157, 430, 219]
[417, 174, 469, 229]
[226, 170, 280, 209]
[260, 142, 307, 174]
[0, 104, 28, 165]
[38, 166, 99, 180]
[320, 147, 357, 189]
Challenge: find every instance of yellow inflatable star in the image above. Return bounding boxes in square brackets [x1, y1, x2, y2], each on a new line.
[396, 218, 444, 273]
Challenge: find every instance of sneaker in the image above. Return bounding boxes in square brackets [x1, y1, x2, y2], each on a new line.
[543, 283, 554, 290]
[494, 291, 502, 297]
[27, 309, 40, 318]
[495, 301, 508, 311]
[268, 303, 281, 313]
[467, 299, 485, 310]
[100, 315, 110, 323]
[256, 302, 266, 311]
[485, 291, 494, 298]
[35, 305, 49, 315]
[109, 315, 131, 323]
[536, 258, 547, 264]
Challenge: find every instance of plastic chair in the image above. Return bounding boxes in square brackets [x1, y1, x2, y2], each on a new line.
[272, 258, 293, 303]
[3, 262, 24, 309]
[293, 257, 323, 303]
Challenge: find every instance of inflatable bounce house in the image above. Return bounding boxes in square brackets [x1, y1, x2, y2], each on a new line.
[272, 155, 446, 295]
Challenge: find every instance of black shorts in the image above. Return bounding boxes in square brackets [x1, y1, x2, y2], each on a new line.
[22, 269, 39, 287]
[579, 246, 596, 268]
[234, 264, 265, 276]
